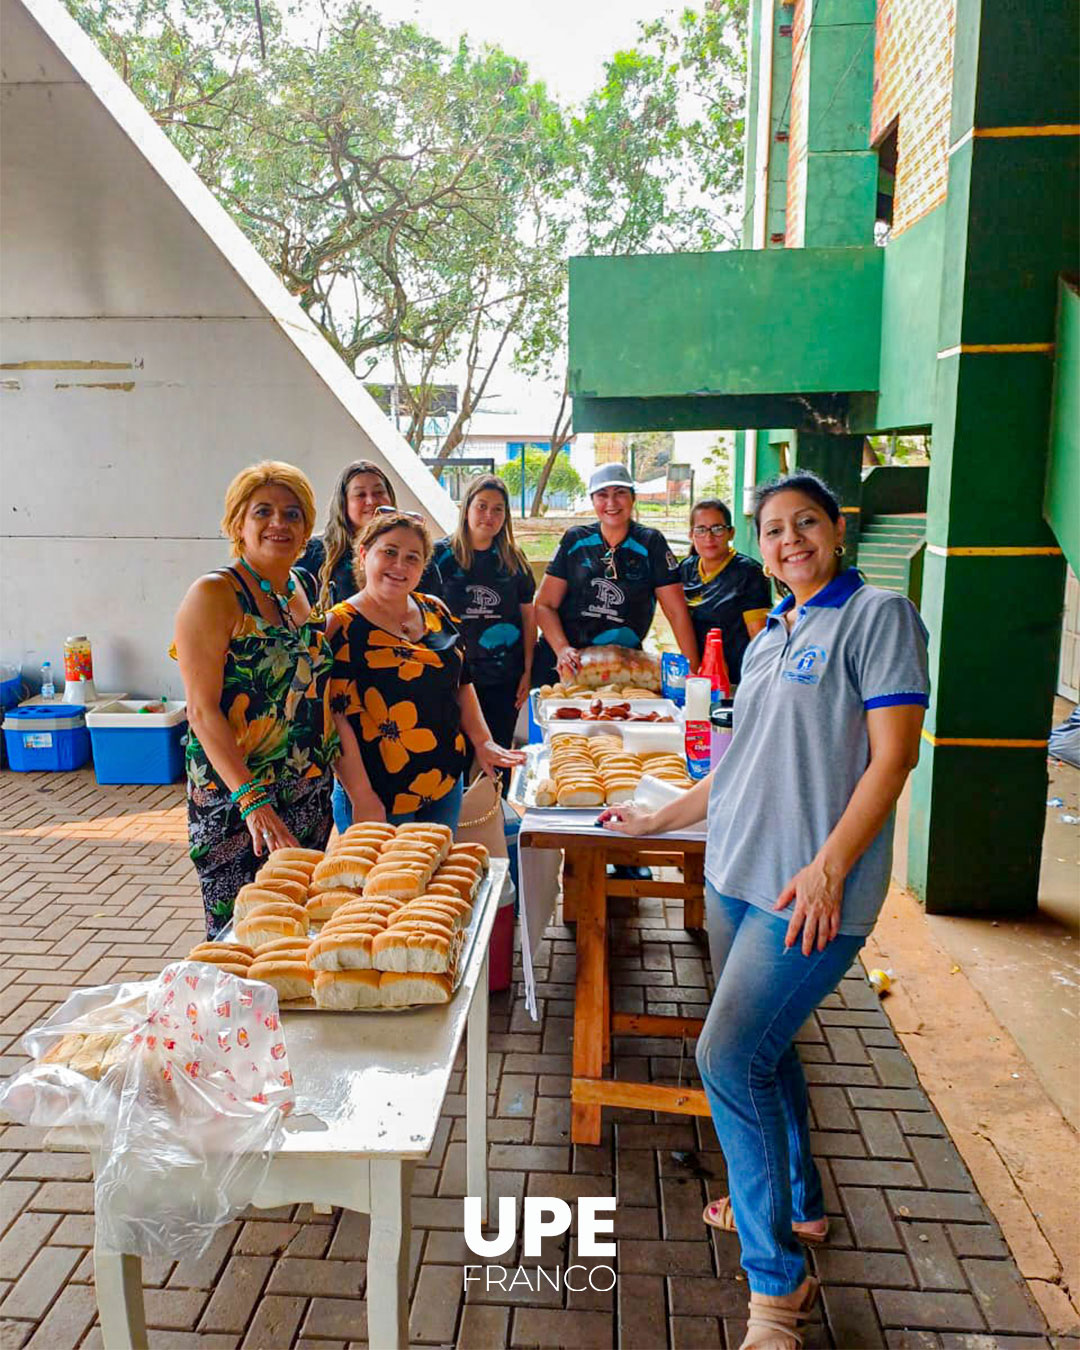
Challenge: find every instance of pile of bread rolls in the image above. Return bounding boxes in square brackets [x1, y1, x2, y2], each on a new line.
[534, 733, 692, 807]
[184, 826, 489, 1010]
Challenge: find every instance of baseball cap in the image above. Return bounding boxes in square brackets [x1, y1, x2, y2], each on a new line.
[588, 463, 636, 495]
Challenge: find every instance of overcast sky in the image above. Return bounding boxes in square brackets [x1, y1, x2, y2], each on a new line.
[363, 0, 684, 106]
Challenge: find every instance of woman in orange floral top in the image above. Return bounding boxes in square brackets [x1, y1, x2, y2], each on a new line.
[329, 510, 525, 830]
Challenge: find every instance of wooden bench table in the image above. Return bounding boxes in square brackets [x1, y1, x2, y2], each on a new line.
[518, 827, 712, 1145]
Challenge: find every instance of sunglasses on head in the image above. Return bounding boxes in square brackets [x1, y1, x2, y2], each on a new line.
[374, 505, 424, 522]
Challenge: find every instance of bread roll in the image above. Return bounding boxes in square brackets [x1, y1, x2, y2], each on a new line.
[380, 844, 439, 867]
[433, 867, 479, 898]
[268, 847, 324, 867]
[604, 783, 638, 805]
[534, 778, 557, 807]
[255, 863, 311, 888]
[386, 902, 465, 931]
[442, 854, 482, 881]
[400, 894, 472, 923]
[428, 876, 474, 903]
[372, 927, 455, 973]
[234, 886, 295, 919]
[448, 843, 489, 871]
[557, 783, 604, 806]
[387, 830, 449, 862]
[397, 821, 452, 843]
[378, 971, 452, 1006]
[235, 913, 306, 946]
[189, 948, 255, 969]
[249, 876, 308, 905]
[309, 931, 377, 970]
[313, 968, 384, 1009]
[187, 940, 255, 961]
[254, 936, 312, 957]
[305, 888, 368, 922]
[237, 899, 307, 924]
[310, 854, 376, 892]
[248, 960, 314, 1001]
[362, 870, 427, 900]
[343, 822, 396, 839]
[69, 1031, 117, 1079]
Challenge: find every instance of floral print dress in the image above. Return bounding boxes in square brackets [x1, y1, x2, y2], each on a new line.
[329, 594, 469, 818]
[184, 568, 339, 937]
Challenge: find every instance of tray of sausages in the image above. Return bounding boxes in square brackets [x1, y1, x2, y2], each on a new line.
[191, 826, 492, 1012]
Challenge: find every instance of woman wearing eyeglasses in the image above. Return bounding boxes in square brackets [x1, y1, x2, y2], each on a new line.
[680, 499, 771, 686]
[534, 463, 699, 685]
[327, 507, 525, 832]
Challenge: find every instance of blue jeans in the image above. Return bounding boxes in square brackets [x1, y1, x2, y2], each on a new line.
[696, 884, 864, 1296]
[331, 776, 464, 833]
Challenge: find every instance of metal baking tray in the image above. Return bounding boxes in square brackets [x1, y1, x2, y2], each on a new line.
[217, 867, 494, 1012]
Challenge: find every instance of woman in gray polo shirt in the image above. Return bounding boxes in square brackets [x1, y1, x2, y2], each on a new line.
[601, 472, 929, 1349]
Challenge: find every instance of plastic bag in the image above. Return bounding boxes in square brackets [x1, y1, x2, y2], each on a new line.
[576, 645, 661, 691]
[1, 963, 294, 1261]
[1049, 705, 1080, 768]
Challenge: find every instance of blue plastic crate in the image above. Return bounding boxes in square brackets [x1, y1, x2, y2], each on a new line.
[3, 706, 91, 772]
[86, 701, 188, 784]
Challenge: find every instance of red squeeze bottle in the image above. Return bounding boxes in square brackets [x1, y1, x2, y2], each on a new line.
[699, 629, 732, 701]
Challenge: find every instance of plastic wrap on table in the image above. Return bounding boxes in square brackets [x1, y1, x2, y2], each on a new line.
[0, 963, 294, 1261]
[576, 645, 661, 691]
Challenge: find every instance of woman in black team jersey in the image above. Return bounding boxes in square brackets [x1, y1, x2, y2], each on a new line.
[533, 463, 699, 686]
[424, 475, 536, 780]
[680, 498, 771, 686]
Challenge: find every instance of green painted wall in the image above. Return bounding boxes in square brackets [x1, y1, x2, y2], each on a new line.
[875, 208, 944, 431]
[568, 247, 883, 402]
[1045, 280, 1080, 574]
[861, 465, 929, 517]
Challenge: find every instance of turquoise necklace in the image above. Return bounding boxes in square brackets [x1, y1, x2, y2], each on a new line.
[239, 556, 297, 625]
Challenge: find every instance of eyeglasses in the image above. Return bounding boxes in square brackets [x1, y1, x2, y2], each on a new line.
[374, 505, 424, 522]
[691, 523, 733, 538]
[601, 547, 618, 580]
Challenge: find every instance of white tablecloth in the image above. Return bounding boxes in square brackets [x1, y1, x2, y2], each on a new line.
[516, 812, 707, 1019]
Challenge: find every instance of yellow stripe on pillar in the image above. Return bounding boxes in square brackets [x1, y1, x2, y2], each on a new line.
[921, 730, 1048, 749]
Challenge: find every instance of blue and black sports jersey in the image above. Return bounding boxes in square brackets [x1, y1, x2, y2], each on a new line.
[678, 551, 772, 684]
[424, 538, 536, 687]
[545, 520, 680, 651]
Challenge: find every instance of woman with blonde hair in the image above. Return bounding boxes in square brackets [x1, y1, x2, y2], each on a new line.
[298, 459, 396, 609]
[174, 461, 338, 937]
[329, 508, 524, 830]
[424, 474, 536, 779]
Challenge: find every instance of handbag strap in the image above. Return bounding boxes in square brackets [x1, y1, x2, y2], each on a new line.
[457, 776, 503, 829]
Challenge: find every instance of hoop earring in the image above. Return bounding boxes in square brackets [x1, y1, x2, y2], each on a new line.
[834, 545, 846, 558]
[762, 564, 772, 578]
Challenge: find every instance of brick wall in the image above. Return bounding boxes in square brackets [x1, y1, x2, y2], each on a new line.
[871, 0, 957, 237]
[784, 0, 810, 246]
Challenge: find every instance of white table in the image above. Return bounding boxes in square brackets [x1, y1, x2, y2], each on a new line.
[46, 858, 508, 1350]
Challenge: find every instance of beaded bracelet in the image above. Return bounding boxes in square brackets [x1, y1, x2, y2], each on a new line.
[239, 796, 270, 820]
[230, 778, 261, 803]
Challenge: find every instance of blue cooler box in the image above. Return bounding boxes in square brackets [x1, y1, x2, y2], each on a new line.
[3, 706, 91, 771]
[86, 700, 188, 784]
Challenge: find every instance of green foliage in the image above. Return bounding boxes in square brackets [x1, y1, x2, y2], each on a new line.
[64, 0, 748, 456]
[701, 435, 734, 503]
[497, 448, 583, 500]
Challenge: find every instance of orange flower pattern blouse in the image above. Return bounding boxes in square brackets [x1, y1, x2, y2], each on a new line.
[329, 594, 470, 817]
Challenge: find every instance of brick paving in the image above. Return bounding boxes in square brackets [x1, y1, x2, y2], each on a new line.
[0, 768, 1059, 1349]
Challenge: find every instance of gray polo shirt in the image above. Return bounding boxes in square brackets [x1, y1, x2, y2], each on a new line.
[705, 569, 929, 937]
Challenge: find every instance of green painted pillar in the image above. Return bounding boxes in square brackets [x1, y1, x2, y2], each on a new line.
[799, 0, 877, 248]
[908, 0, 1078, 915]
[792, 431, 863, 554]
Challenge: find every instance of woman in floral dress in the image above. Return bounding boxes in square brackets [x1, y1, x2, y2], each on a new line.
[329, 509, 524, 831]
[174, 461, 338, 937]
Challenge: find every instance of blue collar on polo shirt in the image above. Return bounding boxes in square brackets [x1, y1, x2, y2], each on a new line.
[767, 568, 865, 625]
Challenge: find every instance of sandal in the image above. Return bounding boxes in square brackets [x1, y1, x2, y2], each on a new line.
[703, 1198, 829, 1246]
[740, 1275, 820, 1350]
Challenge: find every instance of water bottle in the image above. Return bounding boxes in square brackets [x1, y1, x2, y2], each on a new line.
[40, 660, 55, 699]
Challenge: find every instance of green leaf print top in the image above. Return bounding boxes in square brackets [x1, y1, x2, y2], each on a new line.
[180, 567, 339, 797]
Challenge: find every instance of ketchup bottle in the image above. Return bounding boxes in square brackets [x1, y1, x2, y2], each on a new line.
[699, 629, 732, 704]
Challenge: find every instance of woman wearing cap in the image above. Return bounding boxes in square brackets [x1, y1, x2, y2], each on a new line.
[328, 508, 525, 831]
[298, 459, 396, 609]
[534, 463, 699, 686]
[174, 461, 339, 938]
[681, 498, 771, 686]
[599, 473, 929, 1350]
[423, 475, 536, 781]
